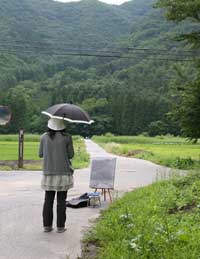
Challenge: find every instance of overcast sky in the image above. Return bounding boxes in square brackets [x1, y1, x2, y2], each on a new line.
[54, 0, 131, 5]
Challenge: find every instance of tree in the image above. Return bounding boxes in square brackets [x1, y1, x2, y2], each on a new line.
[4, 86, 31, 133]
[81, 98, 112, 136]
[170, 71, 200, 141]
[148, 120, 168, 136]
[156, 0, 200, 47]
[156, 0, 200, 140]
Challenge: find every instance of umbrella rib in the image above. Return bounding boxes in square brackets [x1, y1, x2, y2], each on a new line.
[41, 111, 94, 124]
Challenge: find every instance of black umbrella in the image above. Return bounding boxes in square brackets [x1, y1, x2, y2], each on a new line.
[42, 103, 94, 124]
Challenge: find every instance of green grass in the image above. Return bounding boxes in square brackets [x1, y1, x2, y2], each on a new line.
[83, 171, 200, 259]
[92, 135, 200, 170]
[0, 134, 40, 142]
[73, 136, 90, 169]
[0, 134, 89, 170]
[0, 141, 40, 160]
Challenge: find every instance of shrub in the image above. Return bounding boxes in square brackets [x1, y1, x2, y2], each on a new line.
[104, 132, 114, 137]
[172, 157, 194, 169]
[148, 121, 168, 137]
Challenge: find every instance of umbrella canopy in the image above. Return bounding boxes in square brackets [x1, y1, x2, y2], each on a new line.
[42, 103, 94, 124]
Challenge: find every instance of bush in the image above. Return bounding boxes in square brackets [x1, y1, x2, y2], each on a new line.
[140, 132, 149, 137]
[172, 157, 194, 169]
[148, 121, 168, 137]
[104, 132, 114, 137]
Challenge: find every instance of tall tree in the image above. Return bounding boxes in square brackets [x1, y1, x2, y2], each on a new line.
[170, 68, 200, 141]
[156, 0, 200, 140]
[156, 0, 200, 47]
[4, 86, 31, 133]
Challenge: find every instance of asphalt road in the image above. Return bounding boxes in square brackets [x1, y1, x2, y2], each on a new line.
[0, 139, 169, 259]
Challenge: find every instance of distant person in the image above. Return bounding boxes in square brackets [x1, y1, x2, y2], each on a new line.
[39, 118, 74, 233]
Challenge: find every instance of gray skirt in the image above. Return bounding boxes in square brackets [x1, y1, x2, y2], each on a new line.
[41, 175, 74, 192]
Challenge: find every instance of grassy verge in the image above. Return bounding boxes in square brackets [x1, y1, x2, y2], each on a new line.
[73, 136, 90, 169]
[0, 135, 89, 170]
[92, 135, 200, 170]
[83, 171, 200, 259]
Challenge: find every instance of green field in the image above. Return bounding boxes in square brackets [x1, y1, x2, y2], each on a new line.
[0, 134, 89, 170]
[83, 171, 200, 259]
[93, 135, 200, 169]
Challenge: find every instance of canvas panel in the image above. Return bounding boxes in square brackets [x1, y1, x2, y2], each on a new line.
[89, 157, 117, 189]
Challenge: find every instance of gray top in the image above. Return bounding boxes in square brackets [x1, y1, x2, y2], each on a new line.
[39, 132, 74, 176]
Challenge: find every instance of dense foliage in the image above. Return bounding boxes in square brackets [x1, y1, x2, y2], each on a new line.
[156, 0, 200, 140]
[156, 0, 200, 47]
[169, 66, 200, 141]
[0, 0, 198, 138]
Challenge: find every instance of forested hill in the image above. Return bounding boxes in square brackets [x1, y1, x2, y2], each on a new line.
[0, 0, 194, 136]
[0, 0, 152, 49]
[0, 0, 156, 89]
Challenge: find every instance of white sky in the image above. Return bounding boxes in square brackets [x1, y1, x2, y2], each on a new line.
[54, 0, 131, 5]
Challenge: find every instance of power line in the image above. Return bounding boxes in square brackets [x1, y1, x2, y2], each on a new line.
[0, 41, 191, 80]
[0, 43, 197, 62]
[0, 39, 199, 56]
[0, 44, 195, 83]
[0, 48, 196, 62]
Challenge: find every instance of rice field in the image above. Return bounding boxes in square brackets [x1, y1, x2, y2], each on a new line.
[93, 135, 200, 169]
[0, 134, 89, 170]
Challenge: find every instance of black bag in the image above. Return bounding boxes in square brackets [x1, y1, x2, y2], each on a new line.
[66, 193, 89, 208]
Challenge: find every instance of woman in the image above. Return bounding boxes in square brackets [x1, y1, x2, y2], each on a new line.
[39, 118, 74, 233]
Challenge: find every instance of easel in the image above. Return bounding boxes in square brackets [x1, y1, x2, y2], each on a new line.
[94, 188, 113, 202]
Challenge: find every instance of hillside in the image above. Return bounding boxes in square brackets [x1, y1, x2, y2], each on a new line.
[0, 0, 195, 136]
[0, 0, 157, 89]
[0, 0, 184, 87]
[0, 0, 155, 47]
[1, 0, 133, 47]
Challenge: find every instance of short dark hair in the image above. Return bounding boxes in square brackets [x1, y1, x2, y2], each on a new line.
[47, 128, 66, 139]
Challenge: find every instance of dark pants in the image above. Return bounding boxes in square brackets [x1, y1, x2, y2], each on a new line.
[43, 191, 67, 228]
